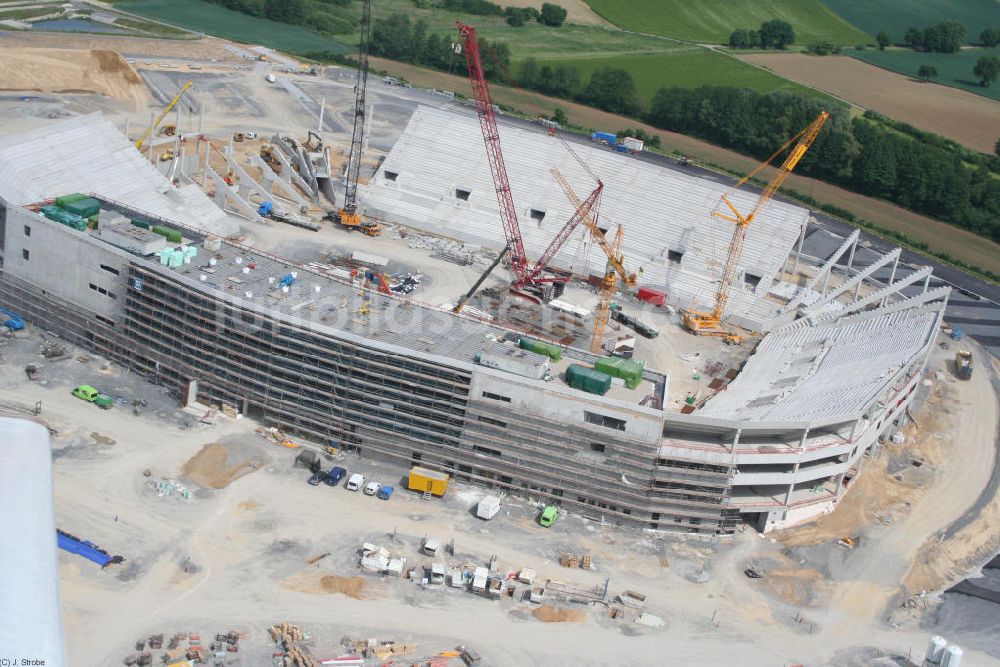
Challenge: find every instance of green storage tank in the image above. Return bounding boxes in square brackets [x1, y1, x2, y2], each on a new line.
[518, 337, 562, 362]
[54, 193, 87, 208]
[565, 364, 612, 396]
[152, 225, 183, 243]
[62, 197, 100, 219]
[595, 356, 644, 390]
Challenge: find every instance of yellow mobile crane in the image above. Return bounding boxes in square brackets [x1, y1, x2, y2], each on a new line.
[683, 111, 829, 344]
[135, 80, 192, 151]
[550, 167, 637, 353]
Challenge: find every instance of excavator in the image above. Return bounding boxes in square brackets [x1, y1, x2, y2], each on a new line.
[683, 111, 829, 345]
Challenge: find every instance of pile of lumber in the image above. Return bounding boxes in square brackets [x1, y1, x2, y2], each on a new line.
[269, 622, 317, 667]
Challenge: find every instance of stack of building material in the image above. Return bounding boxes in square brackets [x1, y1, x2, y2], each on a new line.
[360, 543, 390, 573]
[565, 365, 612, 396]
[268, 623, 317, 667]
[594, 357, 644, 390]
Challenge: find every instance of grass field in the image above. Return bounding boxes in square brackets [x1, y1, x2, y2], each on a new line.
[849, 48, 1000, 101]
[582, 0, 871, 45]
[532, 50, 844, 107]
[823, 0, 1000, 44]
[116, 0, 352, 55]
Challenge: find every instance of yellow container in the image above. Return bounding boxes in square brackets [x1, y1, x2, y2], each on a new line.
[407, 466, 449, 497]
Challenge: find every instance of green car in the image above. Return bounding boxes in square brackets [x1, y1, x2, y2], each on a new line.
[72, 385, 100, 402]
[539, 506, 558, 527]
[72, 385, 114, 409]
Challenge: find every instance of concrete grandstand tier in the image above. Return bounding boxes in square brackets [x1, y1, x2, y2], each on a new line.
[363, 106, 808, 331]
[0, 114, 237, 237]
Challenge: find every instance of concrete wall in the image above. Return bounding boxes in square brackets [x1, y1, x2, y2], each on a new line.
[470, 368, 665, 445]
[4, 208, 127, 322]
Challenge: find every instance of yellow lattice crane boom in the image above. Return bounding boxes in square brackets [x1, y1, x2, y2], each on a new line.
[135, 81, 192, 151]
[550, 168, 636, 288]
[683, 111, 829, 343]
[590, 225, 624, 354]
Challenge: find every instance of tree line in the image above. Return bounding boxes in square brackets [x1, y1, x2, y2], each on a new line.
[369, 13, 640, 114]
[728, 20, 795, 50]
[645, 88, 1000, 242]
[200, 0, 354, 36]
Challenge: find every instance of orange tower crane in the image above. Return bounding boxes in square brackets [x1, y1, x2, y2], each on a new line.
[683, 111, 829, 344]
[591, 225, 625, 354]
[550, 167, 636, 353]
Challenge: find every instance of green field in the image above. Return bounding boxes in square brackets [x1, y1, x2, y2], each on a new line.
[117, 0, 352, 55]
[531, 49, 844, 107]
[582, 0, 872, 45]
[824, 0, 1000, 44]
[850, 48, 1000, 101]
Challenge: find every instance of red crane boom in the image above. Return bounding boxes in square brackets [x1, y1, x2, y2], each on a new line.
[521, 181, 603, 285]
[456, 21, 530, 284]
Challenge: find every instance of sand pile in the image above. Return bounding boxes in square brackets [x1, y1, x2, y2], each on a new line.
[181, 443, 258, 489]
[532, 605, 586, 623]
[0, 48, 149, 108]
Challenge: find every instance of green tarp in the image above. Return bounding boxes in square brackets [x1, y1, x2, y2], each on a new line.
[565, 364, 612, 396]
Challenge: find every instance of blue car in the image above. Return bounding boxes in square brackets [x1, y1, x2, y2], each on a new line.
[377, 485, 394, 500]
[308, 471, 327, 486]
[324, 466, 347, 486]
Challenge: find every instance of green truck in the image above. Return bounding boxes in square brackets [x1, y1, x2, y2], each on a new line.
[72, 384, 114, 409]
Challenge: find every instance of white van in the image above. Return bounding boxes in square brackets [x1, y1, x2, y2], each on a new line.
[346, 473, 365, 491]
[363, 481, 381, 496]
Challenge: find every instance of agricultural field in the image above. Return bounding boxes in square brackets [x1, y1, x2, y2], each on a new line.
[582, 0, 871, 45]
[849, 49, 1000, 102]
[533, 49, 843, 107]
[823, 0, 1000, 44]
[740, 53, 1000, 153]
[116, 0, 352, 55]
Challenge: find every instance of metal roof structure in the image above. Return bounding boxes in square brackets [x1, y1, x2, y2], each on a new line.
[0, 114, 237, 237]
[363, 106, 809, 330]
[699, 299, 940, 422]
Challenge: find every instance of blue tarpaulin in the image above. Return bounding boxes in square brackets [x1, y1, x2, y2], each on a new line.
[56, 530, 112, 567]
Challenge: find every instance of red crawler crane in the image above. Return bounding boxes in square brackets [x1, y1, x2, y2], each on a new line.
[455, 21, 601, 302]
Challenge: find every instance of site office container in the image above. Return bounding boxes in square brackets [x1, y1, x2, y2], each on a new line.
[636, 287, 666, 306]
[407, 466, 449, 496]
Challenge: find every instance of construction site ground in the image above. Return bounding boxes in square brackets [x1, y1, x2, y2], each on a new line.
[0, 322, 998, 665]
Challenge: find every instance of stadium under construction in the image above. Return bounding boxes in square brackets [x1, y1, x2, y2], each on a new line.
[0, 107, 948, 536]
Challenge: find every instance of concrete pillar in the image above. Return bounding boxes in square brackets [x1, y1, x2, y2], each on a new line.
[879, 254, 899, 306]
[791, 223, 806, 278]
[318, 97, 325, 134]
[923, 272, 931, 294]
[198, 102, 204, 135]
[731, 426, 742, 453]
[201, 140, 210, 189]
